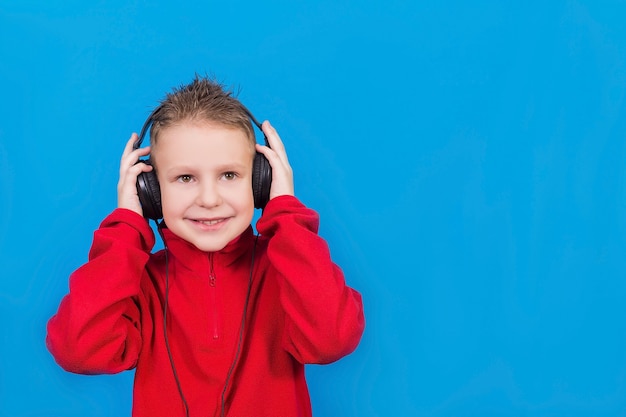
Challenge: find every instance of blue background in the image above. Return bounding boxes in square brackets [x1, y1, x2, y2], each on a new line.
[2, 1, 626, 416]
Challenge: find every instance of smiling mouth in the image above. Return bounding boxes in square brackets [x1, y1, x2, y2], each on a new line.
[193, 218, 225, 226]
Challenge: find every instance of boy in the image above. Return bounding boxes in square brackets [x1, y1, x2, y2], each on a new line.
[46, 76, 365, 417]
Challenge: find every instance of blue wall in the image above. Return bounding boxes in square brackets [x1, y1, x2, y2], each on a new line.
[2, 1, 626, 416]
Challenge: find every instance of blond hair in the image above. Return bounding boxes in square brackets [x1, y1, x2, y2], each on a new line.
[149, 75, 255, 150]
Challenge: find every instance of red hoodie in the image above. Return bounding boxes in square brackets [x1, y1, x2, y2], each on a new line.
[46, 195, 365, 417]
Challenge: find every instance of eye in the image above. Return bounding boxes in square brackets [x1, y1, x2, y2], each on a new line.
[177, 175, 193, 183]
[222, 172, 237, 180]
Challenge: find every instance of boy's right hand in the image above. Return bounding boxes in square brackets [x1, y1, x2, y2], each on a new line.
[117, 133, 153, 217]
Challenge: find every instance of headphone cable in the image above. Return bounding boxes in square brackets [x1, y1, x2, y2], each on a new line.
[220, 234, 258, 417]
[159, 221, 190, 417]
[159, 221, 257, 417]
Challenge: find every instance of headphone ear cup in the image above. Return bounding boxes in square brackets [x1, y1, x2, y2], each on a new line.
[252, 152, 272, 209]
[135, 159, 163, 220]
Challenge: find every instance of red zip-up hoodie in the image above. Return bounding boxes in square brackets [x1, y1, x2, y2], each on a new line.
[46, 196, 365, 417]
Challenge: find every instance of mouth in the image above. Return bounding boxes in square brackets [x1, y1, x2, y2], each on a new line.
[188, 217, 229, 230]
[195, 219, 224, 226]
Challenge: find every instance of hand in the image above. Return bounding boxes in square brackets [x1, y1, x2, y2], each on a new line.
[255, 121, 294, 200]
[117, 133, 153, 216]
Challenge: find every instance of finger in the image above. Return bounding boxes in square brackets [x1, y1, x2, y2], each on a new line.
[123, 133, 139, 156]
[118, 160, 153, 193]
[132, 145, 152, 160]
[120, 152, 151, 181]
[255, 143, 280, 166]
[255, 143, 294, 198]
[261, 120, 287, 154]
[256, 143, 292, 173]
[122, 137, 151, 167]
[123, 133, 152, 157]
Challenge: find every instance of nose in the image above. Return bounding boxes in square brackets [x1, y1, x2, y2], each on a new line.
[196, 181, 222, 208]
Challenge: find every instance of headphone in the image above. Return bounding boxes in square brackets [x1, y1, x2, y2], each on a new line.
[133, 106, 272, 220]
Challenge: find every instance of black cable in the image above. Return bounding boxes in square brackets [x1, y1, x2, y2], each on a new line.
[220, 235, 258, 417]
[159, 220, 258, 417]
[159, 222, 190, 417]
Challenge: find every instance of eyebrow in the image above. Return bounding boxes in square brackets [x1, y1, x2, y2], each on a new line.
[212, 162, 250, 172]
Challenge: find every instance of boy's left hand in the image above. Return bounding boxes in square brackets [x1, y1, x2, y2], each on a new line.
[256, 121, 294, 200]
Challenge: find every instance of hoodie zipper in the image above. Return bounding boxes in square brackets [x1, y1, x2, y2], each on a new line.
[208, 253, 219, 340]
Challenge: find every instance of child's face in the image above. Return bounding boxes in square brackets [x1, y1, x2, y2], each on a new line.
[153, 121, 255, 252]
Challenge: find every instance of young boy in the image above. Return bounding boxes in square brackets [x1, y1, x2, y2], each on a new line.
[46, 76, 365, 417]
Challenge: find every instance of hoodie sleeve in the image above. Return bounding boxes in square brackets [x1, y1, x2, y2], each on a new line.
[256, 195, 365, 364]
[46, 208, 155, 374]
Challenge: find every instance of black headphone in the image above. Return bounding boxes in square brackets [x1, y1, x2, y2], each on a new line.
[133, 106, 272, 220]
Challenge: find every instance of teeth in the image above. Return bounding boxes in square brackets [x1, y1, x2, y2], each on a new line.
[199, 219, 221, 225]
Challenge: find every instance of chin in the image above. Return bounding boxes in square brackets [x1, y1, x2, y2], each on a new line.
[193, 241, 229, 252]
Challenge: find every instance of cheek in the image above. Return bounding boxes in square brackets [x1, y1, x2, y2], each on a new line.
[228, 182, 255, 211]
[158, 183, 185, 215]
